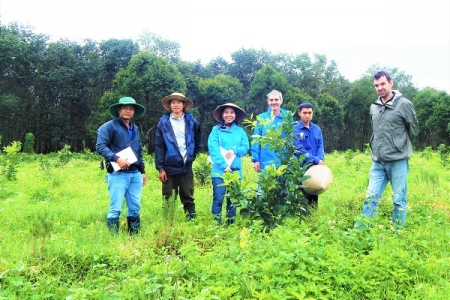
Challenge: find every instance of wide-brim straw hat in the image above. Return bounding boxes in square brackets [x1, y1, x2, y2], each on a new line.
[212, 103, 248, 124]
[161, 92, 193, 112]
[303, 164, 333, 195]
[109, 97, 146, 120]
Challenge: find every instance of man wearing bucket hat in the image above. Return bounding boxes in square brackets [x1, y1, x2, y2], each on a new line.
[96, 96, 147, 235]
[155, 92, 201, 221]
[293, 102, 325, 208]
[208, 103, 249, 225]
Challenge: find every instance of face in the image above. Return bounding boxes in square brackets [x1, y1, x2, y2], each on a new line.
[222, 107, 236, 124]
[170, 99, 185, 113]
[118, 105, 135, 120]
[373, 76, 394, 99]
[267, 94, 283, 112]
[299, 108, 313, 124]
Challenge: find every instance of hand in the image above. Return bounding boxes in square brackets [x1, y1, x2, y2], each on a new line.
[224, 166, 232, 172]
[142, 174, 147, 186]
[158, 170, 167, 182]
[117, 157, 130, 170]
[224, 149, 234, 159]
[254, 162, 260, 172]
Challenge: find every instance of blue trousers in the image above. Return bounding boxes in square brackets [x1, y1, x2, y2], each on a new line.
[211, 177, 236, 220]
[362, 159, 409, 227]
[106, 171, 142, 219]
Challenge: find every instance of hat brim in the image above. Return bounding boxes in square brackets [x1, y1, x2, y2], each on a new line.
[162, 94, 193, 112]
[109, 103, 146, 120]
[213, 103, 247, 124]
[303, 165, 333, 195]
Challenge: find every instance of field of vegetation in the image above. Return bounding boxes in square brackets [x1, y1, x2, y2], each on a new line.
[1, 148, 449, 299]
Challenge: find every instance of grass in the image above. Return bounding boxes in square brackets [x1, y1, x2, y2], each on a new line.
[0, 150, 449, 299]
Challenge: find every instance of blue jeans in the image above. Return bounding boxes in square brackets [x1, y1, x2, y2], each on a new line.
[211, 177, 236, 220]
[361, 158, 409, 227]
[106, 171, 143, 219]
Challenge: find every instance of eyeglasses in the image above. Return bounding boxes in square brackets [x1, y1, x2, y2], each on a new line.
[380, 106, 385, 115]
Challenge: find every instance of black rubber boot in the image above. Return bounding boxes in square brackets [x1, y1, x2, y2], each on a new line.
[107, 218, 119, 234]
[186, 210, 196, 222]
[127, 216, 140, 235]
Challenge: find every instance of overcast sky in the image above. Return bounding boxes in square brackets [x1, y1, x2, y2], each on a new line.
[1, 0, 449, 93]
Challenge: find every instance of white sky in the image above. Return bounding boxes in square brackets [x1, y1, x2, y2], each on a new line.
[1, 0, 449, 93]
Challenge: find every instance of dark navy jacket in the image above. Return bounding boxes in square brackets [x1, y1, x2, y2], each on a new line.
[293, 121, 325, 166]
[155, 113, 201, 175]
[96, 117, 145, 173]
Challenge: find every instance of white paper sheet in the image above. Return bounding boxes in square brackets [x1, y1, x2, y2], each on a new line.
[111, 147, 138, 171]
[220, 147, 236, 166]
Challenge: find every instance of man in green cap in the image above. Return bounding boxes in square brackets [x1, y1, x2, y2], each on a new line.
[96, 97, 147, 235]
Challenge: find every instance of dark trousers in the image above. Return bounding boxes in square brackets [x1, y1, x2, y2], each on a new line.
[162, 168, 195, 213]
[303, 191, 318, 207]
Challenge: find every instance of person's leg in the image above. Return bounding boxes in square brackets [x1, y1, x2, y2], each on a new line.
[361, 161, 389, 219]
[212, 177, 226, 224]
[162, 174, 178, 201]
[125, 171, 143, 235]
[179, 168, 196, 220]
[106, 172, 127, 232]
[307, 194, 319, 207]
[226, 197, 236, 225]
[386, 158, 409, 228]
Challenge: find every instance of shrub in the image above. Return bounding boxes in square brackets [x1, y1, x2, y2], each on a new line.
[223, 113, 309, 230]
[23, 133, 35, 154]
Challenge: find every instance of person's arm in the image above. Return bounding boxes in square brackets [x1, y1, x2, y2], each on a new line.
[154, 121, 166, 173]
[404, 101, 419, 139]
[193, 119, 202, 158]
[316, 126, 325, 162]
[96, 122, 115, 161]
[234, 127, 250, 157]
[208, 127, 227, 169]
[251, 120, 262, 163]
[251, 121, 262, 172]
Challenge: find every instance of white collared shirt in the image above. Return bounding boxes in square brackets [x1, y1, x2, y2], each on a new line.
[169, 113, 187, 162]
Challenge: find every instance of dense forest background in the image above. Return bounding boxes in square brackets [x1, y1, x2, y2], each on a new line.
[1, 23, 449, 154]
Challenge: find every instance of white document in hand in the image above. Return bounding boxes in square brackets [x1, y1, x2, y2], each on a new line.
[111, 147, 138, 171]
[220, 147, 236, 166]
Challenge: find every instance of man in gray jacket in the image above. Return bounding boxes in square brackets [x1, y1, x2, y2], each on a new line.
[359, 70, 419, 229]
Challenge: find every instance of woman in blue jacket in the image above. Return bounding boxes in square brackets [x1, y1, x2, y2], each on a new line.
[208, 103, 249, 225]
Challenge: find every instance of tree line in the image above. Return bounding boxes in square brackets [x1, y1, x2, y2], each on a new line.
[1, 23, 449, 154]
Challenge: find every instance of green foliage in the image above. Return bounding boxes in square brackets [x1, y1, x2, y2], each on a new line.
[421, 146, 433, 159]
[0, 151, 450, 298]
[192, 153, 211, 185]
[28, 210, 55, 256]
[224, 114, 310, 230]
[437, 144, 450, 167]
[2, 141, 21, 181]
[57, 144, 73, 165]
[23, 132, 35, 154]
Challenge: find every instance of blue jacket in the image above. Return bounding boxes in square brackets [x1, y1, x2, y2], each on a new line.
[208, 123, 249, 179]
[96, 117, 145, 173]
[155, 113, 201, 176]
[251, 108, 292, 169]
[293, 121, 325, 166]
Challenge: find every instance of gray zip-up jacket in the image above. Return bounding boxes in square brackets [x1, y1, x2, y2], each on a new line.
[369, 90, 419, 163]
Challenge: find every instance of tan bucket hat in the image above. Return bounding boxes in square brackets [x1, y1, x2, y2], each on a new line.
[161, 92, 193, 112]
[303, 164, 333, 195]
[212, 103, 247, 124]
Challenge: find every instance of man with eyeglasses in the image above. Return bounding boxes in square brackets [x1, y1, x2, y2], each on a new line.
[357, 70, 419, 230]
